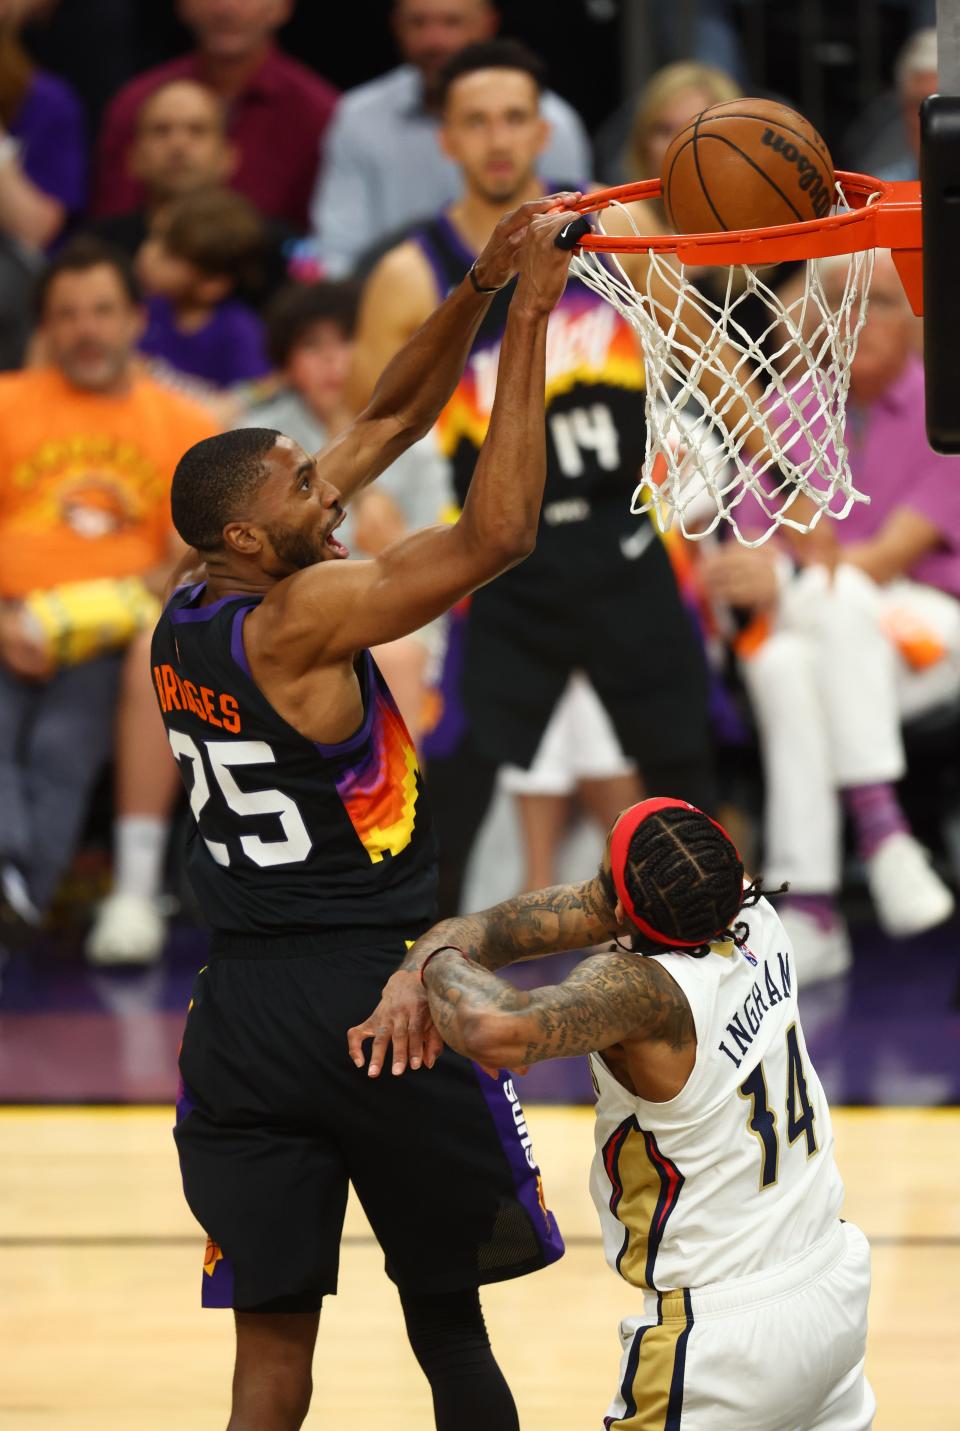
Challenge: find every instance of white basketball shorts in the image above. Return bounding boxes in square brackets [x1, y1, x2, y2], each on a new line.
[602, 1220, 874, 1430]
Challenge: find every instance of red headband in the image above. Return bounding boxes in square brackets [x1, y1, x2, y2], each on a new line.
[610, 798, 743, 949]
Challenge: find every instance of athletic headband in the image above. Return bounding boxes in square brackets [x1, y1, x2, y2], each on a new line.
[609, 797, 743, 949]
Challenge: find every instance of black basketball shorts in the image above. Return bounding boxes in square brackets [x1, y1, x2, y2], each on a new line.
[174, 930, 564, 1312]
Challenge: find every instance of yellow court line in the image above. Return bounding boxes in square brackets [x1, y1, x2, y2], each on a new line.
[0, 1103, 957, 1118]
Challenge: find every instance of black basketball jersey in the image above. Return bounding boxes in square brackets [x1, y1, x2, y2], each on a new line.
[151, 583, 438, 936]
[412, 212, 651, 602]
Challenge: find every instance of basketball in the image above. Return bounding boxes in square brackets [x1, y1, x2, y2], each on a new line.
[661, 98, 836, 235]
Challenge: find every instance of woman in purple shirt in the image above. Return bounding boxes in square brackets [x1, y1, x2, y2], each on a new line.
[0, 4, 86, 250]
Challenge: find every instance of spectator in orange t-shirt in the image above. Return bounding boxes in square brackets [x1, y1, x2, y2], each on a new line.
[0, 236, 215, 927]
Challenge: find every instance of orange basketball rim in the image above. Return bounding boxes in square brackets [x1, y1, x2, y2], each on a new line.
[564, 174, 924, 315]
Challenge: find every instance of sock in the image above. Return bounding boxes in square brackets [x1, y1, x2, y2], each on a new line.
[400, 1287, 519, 1431]
[842, 782, 909, 862]
[783, 891, 839, 931]
[113, 817, 169, 900]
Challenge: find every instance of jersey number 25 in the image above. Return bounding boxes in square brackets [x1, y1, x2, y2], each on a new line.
[168, 732, 312, 869]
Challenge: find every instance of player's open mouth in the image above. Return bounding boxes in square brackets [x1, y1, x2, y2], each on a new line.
[324, 507, 349, 558]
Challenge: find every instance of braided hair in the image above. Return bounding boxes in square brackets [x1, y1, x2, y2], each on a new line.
[604, 806, 780, 957]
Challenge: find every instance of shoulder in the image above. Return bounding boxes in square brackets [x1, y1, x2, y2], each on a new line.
[541, 88, 589, 135]
[246, 555, 369, 661]
[133, 377, 219, 442]
[216, 299, 265, 336]
[371, 235, 435, 285]
[19, 69, 84, 127]
[363, 238, 438, 318]
[267, 48, 339, 113]
[0, 368, 53, 408]
[330, 66, 414, 126]
[570, 948, 689, 998]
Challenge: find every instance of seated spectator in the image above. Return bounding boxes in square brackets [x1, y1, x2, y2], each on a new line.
[0, 0, 86, 367]
[0, 0, 86, 251]
[847, 26, 937, 182]
[311, 0, 590, 276]
[623, 60, 740, 206]
[136, 187, 270, 390]
[93, 0, 338, 233]
[615, 61, 793, 351]
[0, 236, 215, 931]
[701, 251, 959, 985]
[86, 79, 292, 308]
[236, 278, 359, 450]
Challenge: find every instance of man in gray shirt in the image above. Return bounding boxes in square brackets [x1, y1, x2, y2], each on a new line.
[311, 0, 590, 276]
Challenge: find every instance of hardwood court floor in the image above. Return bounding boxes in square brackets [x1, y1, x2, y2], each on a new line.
[1, 1106, 956, 1429]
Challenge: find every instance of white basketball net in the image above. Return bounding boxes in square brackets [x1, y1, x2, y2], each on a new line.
[570, 202, 875, 547]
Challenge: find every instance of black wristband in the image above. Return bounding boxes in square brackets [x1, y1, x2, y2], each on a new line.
[468, 260, 506, 295]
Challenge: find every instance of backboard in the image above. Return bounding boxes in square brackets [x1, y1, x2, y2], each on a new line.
[924, 0, 960, 450]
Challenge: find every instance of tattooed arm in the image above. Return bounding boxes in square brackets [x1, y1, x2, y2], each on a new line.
[421, 949, 694, 1068]
[404, 872, 622, 975]
[346, 872, 624, 1077]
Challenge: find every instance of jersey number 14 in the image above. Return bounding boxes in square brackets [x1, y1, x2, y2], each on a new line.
[738, 1023, 819, 1190]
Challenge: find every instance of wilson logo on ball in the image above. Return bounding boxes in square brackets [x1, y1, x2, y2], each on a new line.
[661, 98, 836, 235]
[760, 129, 832, 218]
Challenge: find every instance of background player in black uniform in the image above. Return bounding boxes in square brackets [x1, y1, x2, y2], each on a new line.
[347, 40, 717, 912]
[155, 200, 581, 1431]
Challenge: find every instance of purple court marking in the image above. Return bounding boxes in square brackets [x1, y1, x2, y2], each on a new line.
[473, 1066, 565, 1266]
[0, 917, 958, 1105]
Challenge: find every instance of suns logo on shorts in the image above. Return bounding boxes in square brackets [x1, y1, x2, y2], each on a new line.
[535, 1174, 550, 1224]
[203, 1237, 224, 1277]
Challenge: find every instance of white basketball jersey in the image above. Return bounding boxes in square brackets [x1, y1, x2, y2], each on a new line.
[589, 895, 843, 1293]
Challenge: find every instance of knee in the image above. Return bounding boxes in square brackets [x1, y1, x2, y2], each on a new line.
[743, 631, 814, 700]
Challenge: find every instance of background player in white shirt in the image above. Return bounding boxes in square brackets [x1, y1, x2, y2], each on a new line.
[350, 799, 875, 1430]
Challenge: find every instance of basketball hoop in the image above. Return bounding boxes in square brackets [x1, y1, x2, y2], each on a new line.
[564, 174, 922, 547]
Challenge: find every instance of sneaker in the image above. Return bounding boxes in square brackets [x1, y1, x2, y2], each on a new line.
[85, 891, 167, 966]
[866, 832, 956, 938]
[0, 864, 40, 927]
[778, 904, 853, 988]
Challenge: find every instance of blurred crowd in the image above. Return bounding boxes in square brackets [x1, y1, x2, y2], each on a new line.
[1, 0, 958, 994]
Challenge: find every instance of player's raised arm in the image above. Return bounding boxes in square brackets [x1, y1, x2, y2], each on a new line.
[315, 192, 580, 504]
[255, 210, 582, 665]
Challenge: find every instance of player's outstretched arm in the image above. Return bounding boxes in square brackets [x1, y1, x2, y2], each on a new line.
[421, 950, 694, 1070]
[406, 874, 622, 975]
[347, 872, 624, 1078]
[261, 210, 581, 664]
[316, 192, 581, 505]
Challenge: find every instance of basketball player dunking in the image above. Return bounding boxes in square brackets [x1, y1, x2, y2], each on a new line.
[351, 800, 875, 1429]
[155, 201, 582, 1431]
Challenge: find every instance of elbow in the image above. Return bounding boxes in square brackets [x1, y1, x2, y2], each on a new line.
[486, 523, 537, 568]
